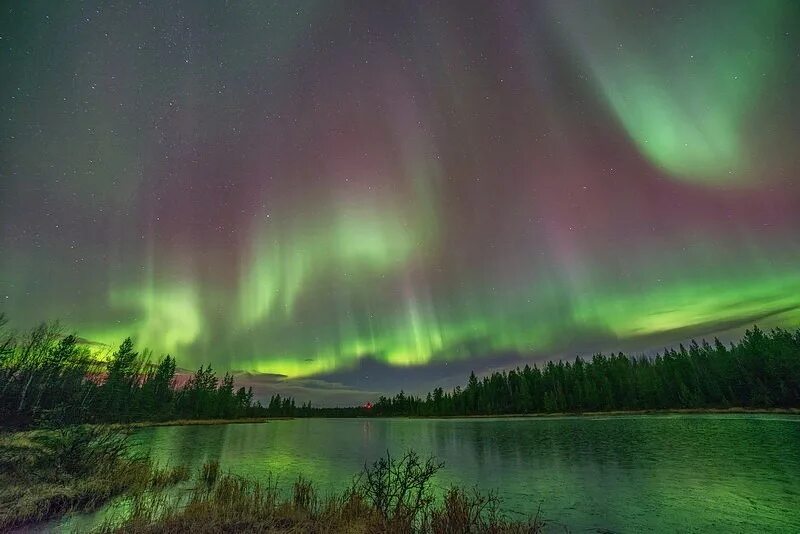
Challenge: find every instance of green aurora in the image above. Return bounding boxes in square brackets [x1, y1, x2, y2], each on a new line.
[1, 1, 799, 387]
[556, 1, 788, 184]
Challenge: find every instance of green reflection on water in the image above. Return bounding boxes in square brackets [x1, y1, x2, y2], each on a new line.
[55, 415, 800, 533]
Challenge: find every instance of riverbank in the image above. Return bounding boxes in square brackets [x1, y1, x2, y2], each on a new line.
[120, 417, 270, 429]
[0, 426, 189, 531]
[0, 428, 541, 533]
[402, 407, 800, 419]
[99, 452, 542, 534]
[120, 408, 800, 427]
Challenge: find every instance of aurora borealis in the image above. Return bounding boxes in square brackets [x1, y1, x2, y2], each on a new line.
[2, 1, 799, 401]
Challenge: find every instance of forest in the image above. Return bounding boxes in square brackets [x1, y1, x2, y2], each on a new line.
[1, 311, 799, 429]
[355, 326, 800, 417]
[0, 314, 268, 429]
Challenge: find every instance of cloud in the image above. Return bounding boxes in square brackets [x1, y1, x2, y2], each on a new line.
[229, 372, 382, 407]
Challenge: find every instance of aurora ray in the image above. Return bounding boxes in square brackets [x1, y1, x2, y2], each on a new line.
[1, 0, 799, 398]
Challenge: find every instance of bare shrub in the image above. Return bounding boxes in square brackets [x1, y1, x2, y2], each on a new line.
[354, 450, 444, 529]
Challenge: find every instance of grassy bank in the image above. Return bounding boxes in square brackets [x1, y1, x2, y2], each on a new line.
[100, 452, 542, 534]
[1, 426, 542, 533]
[0, 426, 189, 531]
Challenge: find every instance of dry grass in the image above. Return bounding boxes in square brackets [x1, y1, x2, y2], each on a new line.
[0, 426, 189, 531]
[102, 453, 544, 534]
[200, 459, 220, 486]
[1, 428, 543, 533]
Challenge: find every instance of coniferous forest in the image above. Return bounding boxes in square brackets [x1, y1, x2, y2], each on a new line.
[0, 314, 264, 429]
[356, 326, 800, 417]
[1, 312, 799, 429]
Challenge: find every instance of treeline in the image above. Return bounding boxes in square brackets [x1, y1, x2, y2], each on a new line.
[3, 313, 799, 427]
[355, 327, 800, 417]
[0, 315, 273, 429]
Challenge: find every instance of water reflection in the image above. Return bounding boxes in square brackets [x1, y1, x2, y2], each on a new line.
[56, 415, 800, 532]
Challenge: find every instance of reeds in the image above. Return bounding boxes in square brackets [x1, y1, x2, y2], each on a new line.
[103, 452, 544, 534]
[2, 424, 543, 533]
[0, 425, 187, 531]
[200, 459, 219, 486]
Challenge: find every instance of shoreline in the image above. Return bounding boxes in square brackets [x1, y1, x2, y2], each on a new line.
[118, 417, 271, 429]
[2, 409, 797, 530]
[135, 407, 800, 427]
[401, 407, 800, 419]
[6, 408, 793, 434]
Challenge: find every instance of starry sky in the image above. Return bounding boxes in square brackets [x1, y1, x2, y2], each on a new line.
[2, 1, 799, 404]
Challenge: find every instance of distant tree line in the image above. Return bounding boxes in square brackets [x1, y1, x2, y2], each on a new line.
[2, 311, 799, 428]
[349, 326, 800, 417]
[0, 314, 274, 429]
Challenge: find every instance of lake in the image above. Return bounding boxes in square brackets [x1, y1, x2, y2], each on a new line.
[56, 414, 800, 532]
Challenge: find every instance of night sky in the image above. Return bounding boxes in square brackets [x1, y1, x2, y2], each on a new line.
[2, 1, 799, 404]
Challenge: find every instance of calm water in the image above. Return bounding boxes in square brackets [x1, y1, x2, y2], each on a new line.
[57, 415, 800, 533]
